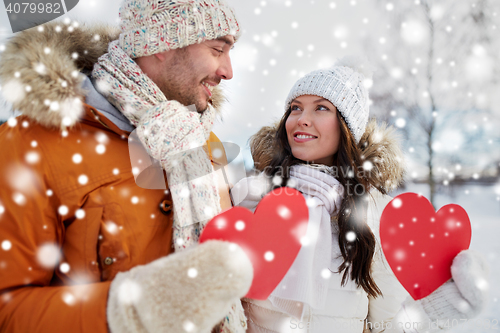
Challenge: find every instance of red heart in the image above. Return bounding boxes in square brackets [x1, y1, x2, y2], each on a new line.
[199, 188, 309, 300]
[380, 192, 471, 300]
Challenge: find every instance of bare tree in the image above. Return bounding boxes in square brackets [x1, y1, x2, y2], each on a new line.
[364, 0, 500, 206]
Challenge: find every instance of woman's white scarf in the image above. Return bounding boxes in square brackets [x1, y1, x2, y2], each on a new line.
[92, 41, 242, 332]
[233, 164, 345, 319]
[268, 164, 345, 318]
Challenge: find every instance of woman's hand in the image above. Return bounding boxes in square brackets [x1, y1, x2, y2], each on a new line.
[419, 249, 489, 326]
[384, 249, 489, 333]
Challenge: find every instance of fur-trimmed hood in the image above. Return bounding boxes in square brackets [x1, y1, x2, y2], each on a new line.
[249, 119, 406, 192]
[0, 21, 225, 130]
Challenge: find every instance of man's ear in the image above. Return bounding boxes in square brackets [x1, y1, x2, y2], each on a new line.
[154, 51, 168, 62]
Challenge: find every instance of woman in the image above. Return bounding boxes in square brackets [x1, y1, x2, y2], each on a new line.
[231, 57, 488, 333]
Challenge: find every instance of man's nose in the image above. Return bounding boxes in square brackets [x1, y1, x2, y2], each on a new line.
[217, 54, 233, 80]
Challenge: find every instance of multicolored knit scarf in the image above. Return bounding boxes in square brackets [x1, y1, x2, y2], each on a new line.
[92, 40, 245, 333]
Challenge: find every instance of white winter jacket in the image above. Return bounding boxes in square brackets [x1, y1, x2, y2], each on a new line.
[231, 173, 409, 333]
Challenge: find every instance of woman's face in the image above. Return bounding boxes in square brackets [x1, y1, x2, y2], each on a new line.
[285, 95, 341, 166]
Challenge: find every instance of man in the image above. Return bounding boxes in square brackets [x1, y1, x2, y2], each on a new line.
[0, 1, 252, 332]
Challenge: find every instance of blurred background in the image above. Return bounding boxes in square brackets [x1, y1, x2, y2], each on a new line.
[1, 1, 499, 330]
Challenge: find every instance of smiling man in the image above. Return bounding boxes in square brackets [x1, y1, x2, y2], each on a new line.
[136, 34, 235, 112]
[0, 1, 253, 333]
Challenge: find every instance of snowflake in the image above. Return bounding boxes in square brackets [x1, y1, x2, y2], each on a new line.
[72, 154, 83, 164]
[392, 198, 402, 208]
[2, 80, 25, 104]
[321, 268, 332, 279]
[215, 217, 227, 229]
[117, 278, 142, 305]
[212, 148, 223, 159]
[95, 144, 106, 154]
[264, 251, 275, 261]
[362, 161, 373, 171]
[235, 220, 245, 231]
[78, 175, 88, 185]
[277, 205, 291, 219]
[1, 240, 12, 251]
[183, 320, 196, 332]
[105, 222, 119, 235]
[25, 152, 40, 164]
[36, 243, 61, 269]
[75, 209, 85, 219]
[395, 118, 406, 128]
[60, 263, 70, 273]
[187, 268, 198, 278]
[300, 236, 310, 246]
[34, 63, 47, 75]
[272, 175, 282, 186]
[394, 249, 406, 261]
[13, 192, 26, 206]
[346, 231, 356, 242]
[62, 292, 76, 306]
[203, 206, 214, 217]
[58, 205, 69, 215]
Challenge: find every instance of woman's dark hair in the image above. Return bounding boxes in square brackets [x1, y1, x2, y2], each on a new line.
[266, 106, 382, 298]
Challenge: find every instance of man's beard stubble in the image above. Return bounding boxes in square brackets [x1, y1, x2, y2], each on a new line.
[157, 48, 208, 113]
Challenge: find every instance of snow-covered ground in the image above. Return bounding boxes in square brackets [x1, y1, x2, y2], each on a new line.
[393, 183, 500, 332]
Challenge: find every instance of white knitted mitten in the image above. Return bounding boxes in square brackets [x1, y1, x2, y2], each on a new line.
[107, 241, 253, 333]
[388, 249, 489, 333]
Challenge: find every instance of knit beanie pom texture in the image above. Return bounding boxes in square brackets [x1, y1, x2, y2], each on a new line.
[119, 0, 241, 58]
[284, 55, 373, 143]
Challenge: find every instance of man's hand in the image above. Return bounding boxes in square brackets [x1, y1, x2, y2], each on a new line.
[107, 241, 253, 333]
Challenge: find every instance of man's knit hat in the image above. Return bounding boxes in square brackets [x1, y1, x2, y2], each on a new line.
[119, 0, 241, 58]
[284, 56, 373, 143]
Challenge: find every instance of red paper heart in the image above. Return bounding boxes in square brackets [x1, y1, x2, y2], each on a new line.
[380, 192, 471, 300]
[199, 187, 309, 300]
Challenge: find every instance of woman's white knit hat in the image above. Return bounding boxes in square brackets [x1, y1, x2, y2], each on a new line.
[119, 0, 241, 58]
[284, 56, 373, 143]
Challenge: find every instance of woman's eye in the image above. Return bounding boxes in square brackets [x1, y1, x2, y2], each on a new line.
[213, 48, 223, 54]
[317, 105, 330, 111]
[291, 105, 301, 111]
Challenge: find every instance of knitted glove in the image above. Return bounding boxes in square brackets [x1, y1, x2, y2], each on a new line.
[387, 249, 489, 333]
[107, 241, 253, 333]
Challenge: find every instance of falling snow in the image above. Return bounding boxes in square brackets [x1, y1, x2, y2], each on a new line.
[264, 251, 275, 261]
[36, 243, 61, 269]
[187, 268, 198, 278]
[1, 240, 12, 251]
[277, 205, 292, 219]
[235, 220, 245, 231]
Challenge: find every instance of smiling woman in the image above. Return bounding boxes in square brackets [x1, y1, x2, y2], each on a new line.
[286, 95, 341, 166]
[230, 55, 489, 333]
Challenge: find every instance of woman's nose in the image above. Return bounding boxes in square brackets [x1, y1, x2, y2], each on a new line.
[297, 111, 312, 126]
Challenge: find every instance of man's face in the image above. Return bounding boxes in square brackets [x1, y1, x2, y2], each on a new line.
[155, 36, 235, 112]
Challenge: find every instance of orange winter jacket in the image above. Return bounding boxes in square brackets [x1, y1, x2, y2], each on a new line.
[0, 104, 232, 332]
